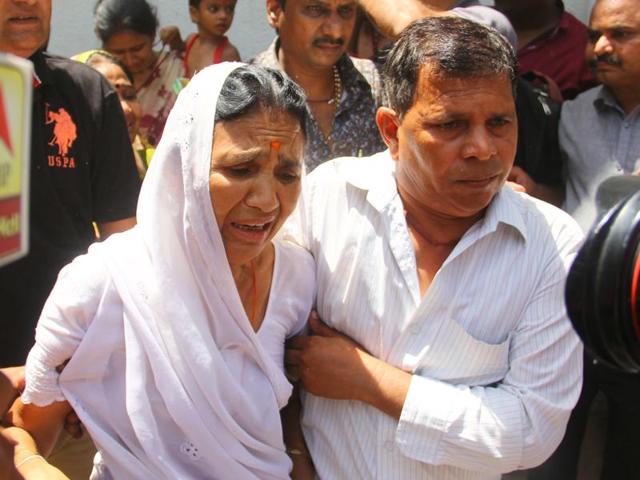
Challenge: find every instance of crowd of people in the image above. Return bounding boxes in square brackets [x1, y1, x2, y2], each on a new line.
[0, 0, 638, 479]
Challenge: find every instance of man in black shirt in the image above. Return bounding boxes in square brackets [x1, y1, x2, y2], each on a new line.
[0, 0, 141, 367]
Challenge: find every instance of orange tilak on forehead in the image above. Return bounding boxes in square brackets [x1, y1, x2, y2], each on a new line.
[270, 140, 282, 153]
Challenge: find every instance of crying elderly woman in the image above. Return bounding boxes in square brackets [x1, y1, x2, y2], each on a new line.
[11, 63, 316, 479]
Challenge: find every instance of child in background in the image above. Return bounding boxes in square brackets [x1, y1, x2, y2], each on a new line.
[184, 0, 241, 77]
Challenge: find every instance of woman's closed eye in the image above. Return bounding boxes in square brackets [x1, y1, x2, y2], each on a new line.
[225, 164, 255, 177]
[277, 170, 301, 184]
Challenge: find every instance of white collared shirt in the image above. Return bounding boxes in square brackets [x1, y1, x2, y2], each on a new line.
[286, 151, 583, 480]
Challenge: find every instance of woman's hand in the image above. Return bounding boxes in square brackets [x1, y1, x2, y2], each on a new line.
[159, 26, 184, 51]
[1, 426, 69, 480]
[281, 383, 316, 480]
[8, 399, 72, 458]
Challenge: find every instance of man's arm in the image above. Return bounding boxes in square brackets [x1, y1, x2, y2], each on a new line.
[508, 166, 565, 206]
[91, 82, 141, 238]
[357, 0, 450, 38]
[287, 313, 411, 420]
[286, 236, 583, 472]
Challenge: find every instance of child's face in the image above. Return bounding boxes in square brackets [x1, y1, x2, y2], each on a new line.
[190, 0, 237, 37]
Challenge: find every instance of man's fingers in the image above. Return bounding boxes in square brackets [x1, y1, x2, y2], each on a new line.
[506, 181, 526, 192]
[285, 348, 302, 367]
[286, 335, 311, 350]
[309, 313, 339, 338]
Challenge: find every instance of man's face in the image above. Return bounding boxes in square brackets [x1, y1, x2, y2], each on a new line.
[267, 0, 357, 69]
[0, 0, 51, 58]
[587, 0, 640, 90]
[390, 66, 517, 219]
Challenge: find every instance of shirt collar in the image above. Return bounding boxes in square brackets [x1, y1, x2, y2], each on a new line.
[593, 85, 628, 115]
[29, 49, 51, 88]
[340, 150, 398, 211]
[342, 150, 528, 241]
[479, 187, 528, 243]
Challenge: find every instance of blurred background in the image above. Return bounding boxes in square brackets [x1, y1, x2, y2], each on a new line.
[48, 0, 597, 61]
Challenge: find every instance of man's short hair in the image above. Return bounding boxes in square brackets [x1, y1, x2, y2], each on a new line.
[383, 16, 517, 118]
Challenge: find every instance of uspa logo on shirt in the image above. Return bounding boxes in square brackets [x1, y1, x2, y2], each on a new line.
[45, 104, 77, 168]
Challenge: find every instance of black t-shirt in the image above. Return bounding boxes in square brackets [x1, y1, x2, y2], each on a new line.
[514, 78, 563, 188]
[0, 51, 141, 366]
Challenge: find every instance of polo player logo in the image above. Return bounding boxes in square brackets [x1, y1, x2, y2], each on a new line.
[45, 105, 77, 156]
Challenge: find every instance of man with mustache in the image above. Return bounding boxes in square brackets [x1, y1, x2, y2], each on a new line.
[252, 0, 385, 171]
[528, 0, 640, 478]
[285, 16, 583, 479]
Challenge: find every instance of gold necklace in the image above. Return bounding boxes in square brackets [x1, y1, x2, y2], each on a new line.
[306, 65, 342, 106]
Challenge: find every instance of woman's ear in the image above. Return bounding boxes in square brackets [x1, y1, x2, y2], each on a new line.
[376, 107, 401, 159]
[189, 6, 198, 24]
[266, 0, 282, 29]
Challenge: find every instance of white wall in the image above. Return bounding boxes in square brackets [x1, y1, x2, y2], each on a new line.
[48, 1, 595, 60]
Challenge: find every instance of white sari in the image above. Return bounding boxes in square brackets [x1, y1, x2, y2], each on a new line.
[22, 63, 313, 479]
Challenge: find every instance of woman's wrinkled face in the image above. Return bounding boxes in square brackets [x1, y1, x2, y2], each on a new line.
[93, 60, 141, 142]
[209, 107, 304, 266]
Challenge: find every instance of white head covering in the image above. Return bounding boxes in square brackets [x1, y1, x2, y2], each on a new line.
[64, 63, 294, 479]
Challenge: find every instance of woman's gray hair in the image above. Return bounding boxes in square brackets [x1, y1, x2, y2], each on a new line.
[383, 16, 518, 118]
[215, 65, 307, 136]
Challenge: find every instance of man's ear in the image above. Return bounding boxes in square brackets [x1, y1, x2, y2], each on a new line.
[266, 0, 283, 29]
[376, 107, 401, 160]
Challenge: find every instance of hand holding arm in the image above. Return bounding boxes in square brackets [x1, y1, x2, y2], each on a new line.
[1, 426, 69, 480]
[285, 312, 412, 420]
[508, 166, 564, 206]
[8, 399, 72, 458]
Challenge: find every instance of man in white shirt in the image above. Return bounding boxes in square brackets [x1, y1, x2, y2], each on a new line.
[285, 16, 583, 479]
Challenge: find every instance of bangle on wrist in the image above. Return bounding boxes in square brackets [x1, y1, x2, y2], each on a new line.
[16, 453, 45, 469]
[286, 447, 307, 456]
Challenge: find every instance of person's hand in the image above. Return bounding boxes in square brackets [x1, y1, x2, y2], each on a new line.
[1, 367, 25, 418]
[159, 26, 184, 51]
[0, 428, 23, 480]
[2, 426, 69, 480]
[1, 368, 25, 394]
[507, 166, 536, 194]
[285, 312, 379, 401]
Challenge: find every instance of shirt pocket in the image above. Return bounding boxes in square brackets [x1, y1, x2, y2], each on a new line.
[410, 317, 511, 387]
